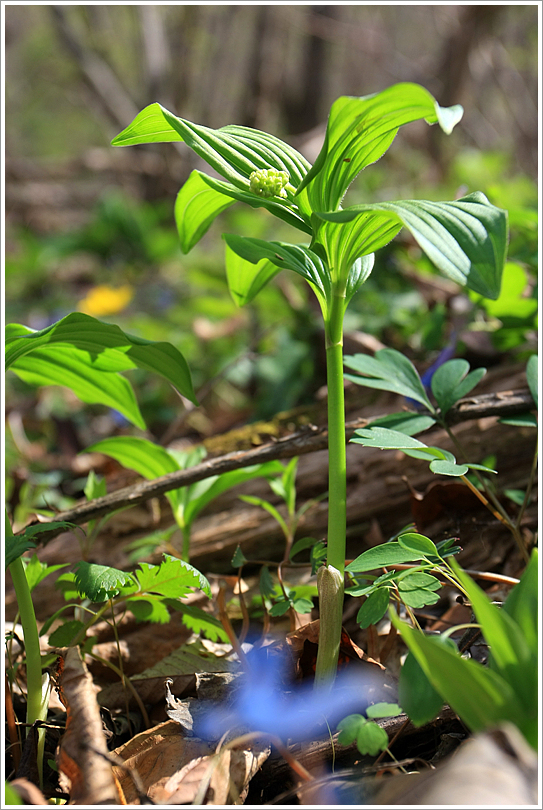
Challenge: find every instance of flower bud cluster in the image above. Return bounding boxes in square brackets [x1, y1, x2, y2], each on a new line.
[249, 168, 289, 198]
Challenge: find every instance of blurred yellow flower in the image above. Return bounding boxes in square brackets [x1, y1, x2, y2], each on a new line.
[78, 284, 134, 316]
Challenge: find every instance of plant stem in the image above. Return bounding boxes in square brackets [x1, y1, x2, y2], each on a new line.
[314, 289, 347, 686]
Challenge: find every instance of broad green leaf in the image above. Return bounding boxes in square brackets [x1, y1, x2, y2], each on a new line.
[225, 242, 280, 306]
[223, 234, 331, 313]
[8, 345, 146, 429]
[112, 103, 313, 227]
[356, 588, 391, 628]
[297, 83, 463, 212]
[476, 262, 538, 321]
[337, 713, 365, 745]
[502, 548, 538, 655]
[129, 596, 170, 624]
[366, 702, 403, 719]
[398, 532, 438, 558]
[499, 414, 537, 428]
[431, 359, 486, 415]
[315, 215, 392, 287]
[175, 170, 236, 253]
[526, 355, 538, 409]
[398, 650, 445, 726]
[6, 313, 197, 406]
[346, 542, 424, 573]
[135, 555, 212, 600]
[344, 349, 433, 410]
[73, 562, 135, 603]
[367, 412, 436, 436]
[451, 560, 535, 707]
[429, 459, 469, 476]
[317, 193, 507, 300]
[269, 598, 291, 617]
[391, 611, 527, 737]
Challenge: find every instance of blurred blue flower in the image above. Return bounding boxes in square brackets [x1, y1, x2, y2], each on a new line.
[407, 332, 458, 409]
[194, 645, 392, 743]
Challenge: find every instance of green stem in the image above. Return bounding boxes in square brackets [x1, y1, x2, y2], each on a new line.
[314, 287, 347, 686]
[6, 512, 48, 785]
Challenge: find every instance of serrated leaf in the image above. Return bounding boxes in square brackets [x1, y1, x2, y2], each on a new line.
[23, 554, 68, 592]
[357, 588, 391, 628]
[259, 565, 276, 600]
[129, 596, 171, 624]
[167, 602, 229, 643]
[344, 349, 433, 410]
[346, 542, 424, 573]
[231, 545, 248, 568]
[6, 521, 78, 569]
[73, 562, 135, 603]
[135, 556, 212, 600]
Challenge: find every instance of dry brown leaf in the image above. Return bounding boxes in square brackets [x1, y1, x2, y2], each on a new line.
[57, 646, 120, 805]
[112, 719, 270, 804]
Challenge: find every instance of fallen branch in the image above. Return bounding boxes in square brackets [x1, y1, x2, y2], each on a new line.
[24, 389, 534, 547]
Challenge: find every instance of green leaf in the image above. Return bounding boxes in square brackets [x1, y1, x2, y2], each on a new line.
[356, 588, 391, 628]
[6, 521, 78, 569]
[391, 610, 528, 738]
[351, 426, 431, 451]
[499, 414, 537, 428]
[290, 536, 320, 561]
[397, 571, 440, 591]
[259, 566, 276, 600]
[291, 596, 314, 614]
[398, 650, 445, 726]
[239, 494, 288, 538]
[23, 554, 68, 592]
[431, 360, 486, 415]
[399, 588, 440, 609]
[224, 234, 332, 314]
[502, 548, 538, 656]
[112, 103, 313, 230]
[366, 702, 403, 719]
[317, 193, 507, 300]
[367, 412, 436, 436]
[344, 349, 433, 410]
[6, 313, 197, 408]
[84, 470, 106, 502]
[526, 355, 538, 408]
[167, 602, 229, 642]
[73, 562, 135, 603]
[231, 545, 248, 568]
[337, 713, 365, 745]
[346, 542, 424, 573]
[48, 620, 86, 647]
[135, 555, 212, 600]
[7, 346, 146, 430]
[355, 721, 389, 755]
[269, 599, 291, 617]
[129, 596, 171, 624]
[429, 459, 469, 476]
[175, 170, 236, 253]
[297, 83, 463, 213]
[225, 242, 280, 307]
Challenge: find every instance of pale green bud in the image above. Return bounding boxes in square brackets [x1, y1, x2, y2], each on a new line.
[249, 168, 290, 199]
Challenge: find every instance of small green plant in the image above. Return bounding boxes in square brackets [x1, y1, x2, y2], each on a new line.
[347, 351, 538, 563]
[394, 548, 538, 751]
[84, 435, 284, 561]
[112, 82, 507, 684]
[337, 701, 403, 756]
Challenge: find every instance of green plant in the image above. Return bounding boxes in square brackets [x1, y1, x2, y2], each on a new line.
[83, 436, 285, 561]
[393, 548, 538, 751]
[347, 351, 538, 562]
[337, 701, 403, 756]
[112, 82, 507, 684]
